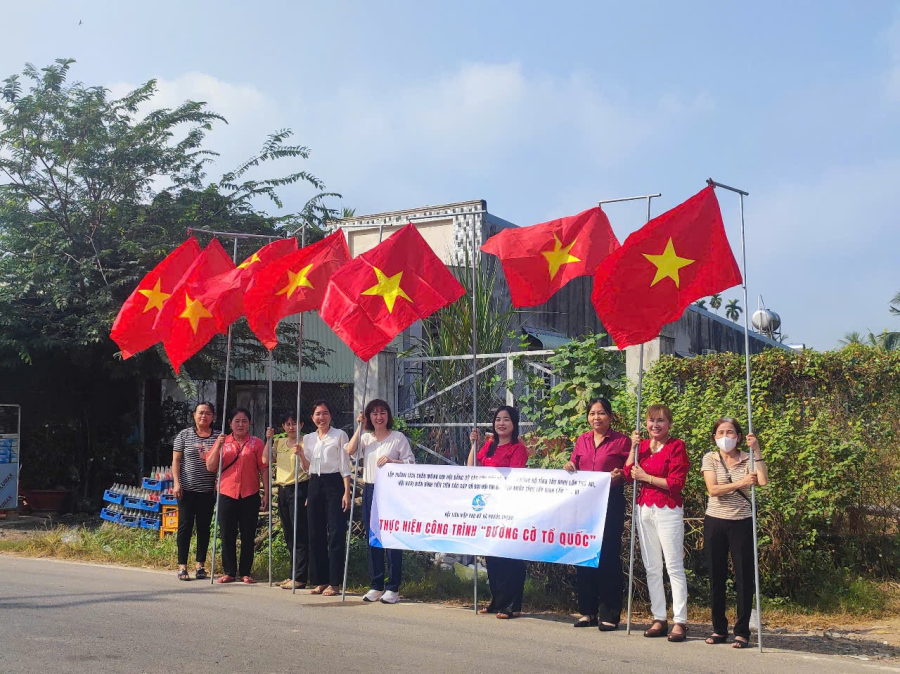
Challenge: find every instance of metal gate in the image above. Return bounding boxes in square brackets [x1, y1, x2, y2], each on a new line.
[396, 350, 557, 466]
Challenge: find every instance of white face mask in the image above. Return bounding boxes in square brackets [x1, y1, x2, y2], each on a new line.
[716, 437, 738, 452]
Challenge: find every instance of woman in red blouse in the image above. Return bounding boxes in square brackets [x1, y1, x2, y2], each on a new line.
[205, 407, 269, 585]
[564, 398, 630, 631]
[624, 404, 690, 641]
[467, 406, 529, 619]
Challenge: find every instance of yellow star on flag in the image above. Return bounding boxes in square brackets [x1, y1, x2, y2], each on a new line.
[361, 266, 412, 313]
[541, 234, 581, 280]
[275, 263, 315, 299]
[238, 253, 261, 269]
[643, 238, 695, 288]
[179, 294, 214, 333]
[138, 279, 171, 313]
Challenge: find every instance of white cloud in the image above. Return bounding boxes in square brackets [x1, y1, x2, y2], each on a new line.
[107, 73, 288, 190]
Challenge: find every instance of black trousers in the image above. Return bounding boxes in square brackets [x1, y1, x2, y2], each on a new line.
[576, 487, 626, 624]
[362, 483, 402, 592]
[219, 492, 261, 578]
[485, 556, 526, 614]
[704, 514, 755, 639]
[176, 490, 217, 566]
[278, 481, 309, 583]
[307, 473, 348, 587]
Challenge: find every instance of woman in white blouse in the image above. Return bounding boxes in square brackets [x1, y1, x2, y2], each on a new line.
[346, 399, 415, 604]
[297, 400, 350, 596]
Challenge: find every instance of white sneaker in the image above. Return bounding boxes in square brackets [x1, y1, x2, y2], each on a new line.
[380, 590, 400, 604]
[363, 589, 384, 602]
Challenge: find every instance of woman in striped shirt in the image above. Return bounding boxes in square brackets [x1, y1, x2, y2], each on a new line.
[701, 417, 768, 649]
[172, 401, 218, 581]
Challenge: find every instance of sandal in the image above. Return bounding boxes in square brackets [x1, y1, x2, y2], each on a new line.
[216, 575, 236, 584]
[732, 637, 751, 649]
[194, 567, 208, 580]
[668, 624, 688, 642]
[496, 610, 515, 619]
[705, 633, 727, 645]
[309, 585, 327, 595]
[598, 622, 618, 632]
[177, 568, 190, 581]
[322, 586, 339, 596]
[574, 615, 598, 627]
[644, 620, 668, 638]
[242, 576, 256, 585]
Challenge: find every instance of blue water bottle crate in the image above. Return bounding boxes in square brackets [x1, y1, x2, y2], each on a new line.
[142, 478, 173, 491]
[119, 514, 140, 528]
[160, 493, 178, 506]
[123, 496, 142, 509]
[138, 499, 160, 513]
[100, 508, 120, 524]
[140, 517, 161, 531]
[103, 490, 123, 505]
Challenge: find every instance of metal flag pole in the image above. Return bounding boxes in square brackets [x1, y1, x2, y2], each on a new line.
[626, 345, 644, 635]
[600, 194, 660, 635]
[470, 212, 480, 615]
[708, 178, 763, 653]
[292, 223, 306, 595]
[267, 349, 274, 586]
[342, 223, 385, 602]
[210, 237, 240, 583]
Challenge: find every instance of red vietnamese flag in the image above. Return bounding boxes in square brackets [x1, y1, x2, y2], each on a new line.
[481, 207, 619, 307]
[319, 224, 466, 362]
[244, 231, 351, 349]
[591, 185, 742, 348]
[110, 237, 202, 359]
[191, 237, 298, 332]
[153, 239, 236, 373]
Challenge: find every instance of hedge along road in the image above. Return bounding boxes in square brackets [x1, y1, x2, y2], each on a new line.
[0, 556, 897, 674]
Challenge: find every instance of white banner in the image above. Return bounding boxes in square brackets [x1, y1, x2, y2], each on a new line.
[371, 465, 610, 567]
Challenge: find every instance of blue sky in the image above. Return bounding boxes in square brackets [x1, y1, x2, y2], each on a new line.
[4, 1, 899, 349]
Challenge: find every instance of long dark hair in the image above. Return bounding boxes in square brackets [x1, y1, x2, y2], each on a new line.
[486, 406, 520, 458]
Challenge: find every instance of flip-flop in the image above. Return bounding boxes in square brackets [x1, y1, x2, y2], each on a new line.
[732, 638, 751, 649]
[216, 575, 235, 584]
[705, 634, 727, 644]
[242, 576, 256, 585]
[322, 587, 339, 596]
[309, 586, 325, 595]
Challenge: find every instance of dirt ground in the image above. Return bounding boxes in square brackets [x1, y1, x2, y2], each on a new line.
[2, 512, 899, 661]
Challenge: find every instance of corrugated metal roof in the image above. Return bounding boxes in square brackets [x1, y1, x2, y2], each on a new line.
[231, 312, 356, 383]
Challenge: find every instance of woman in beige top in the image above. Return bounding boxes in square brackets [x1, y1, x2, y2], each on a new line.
[701, 417, 768, 649]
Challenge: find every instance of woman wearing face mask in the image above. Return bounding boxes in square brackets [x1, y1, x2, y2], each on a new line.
[172, 401, 219, 581]
[265, 412, 309, 590]
[563, 398, 630, 631]
[297, 400, 351, 597]
[702, 417, 768, 649]
[204, 407, 269, 585]
[345, 399, 415, 604]
[468, 405, 529, 619]
[624, 404, 690, 642]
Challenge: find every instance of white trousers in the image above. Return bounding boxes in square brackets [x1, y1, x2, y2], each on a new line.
[636, 504, 688, 624]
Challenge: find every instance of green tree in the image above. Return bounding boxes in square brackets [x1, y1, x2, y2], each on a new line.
[709, 293, 723, 314]
[0, 59, 339, 496]
[694, 299, 707, 309]
[724, 298, 742, 321]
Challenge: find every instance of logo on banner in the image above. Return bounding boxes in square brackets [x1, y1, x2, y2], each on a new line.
[471, 494, 488, 512]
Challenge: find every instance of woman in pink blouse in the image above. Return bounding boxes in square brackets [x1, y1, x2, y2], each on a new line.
[564, 398, 630, 631]
[624, 404, 690, 641]
[205, 407, 269, 585]
[467, 406, 529, 619]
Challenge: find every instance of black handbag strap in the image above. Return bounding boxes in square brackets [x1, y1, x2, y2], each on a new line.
[717, 450, 752, 505]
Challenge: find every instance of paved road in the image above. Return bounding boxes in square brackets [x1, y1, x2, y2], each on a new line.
[1, 556, 897, 674]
